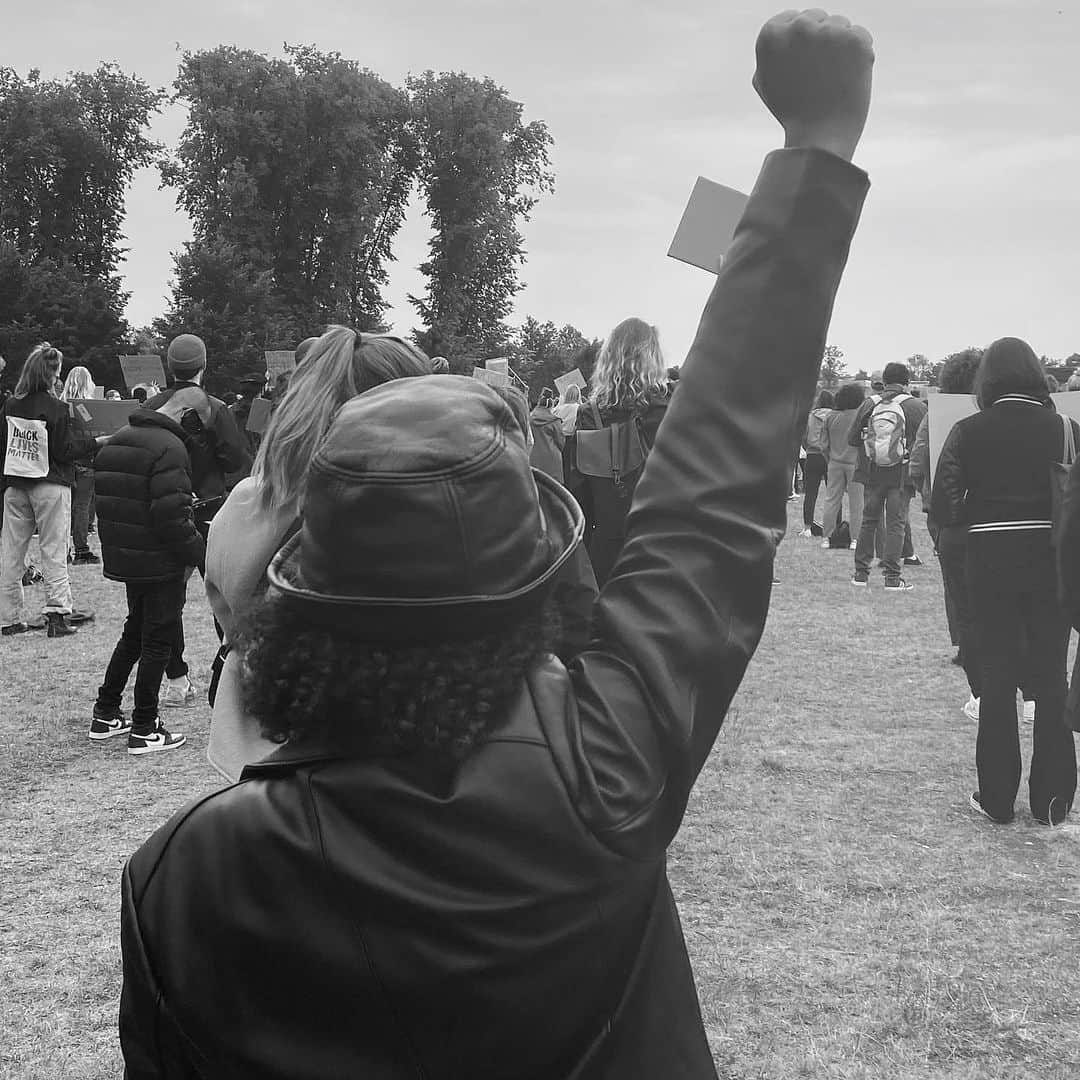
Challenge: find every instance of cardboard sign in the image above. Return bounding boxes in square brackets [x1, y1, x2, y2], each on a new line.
[265, 351, 296, 380]
[927, 392, 1080, 483]
[667, 176, 749, 274]
[246, 396, 272, 435]
[119, 355, 167, 392]
[554, 368, 587, 397]
[71, 399, 135, 438]
[88, 384, 104, 400]
[486, 358, 509, 377]
[472, 366, 510, 388]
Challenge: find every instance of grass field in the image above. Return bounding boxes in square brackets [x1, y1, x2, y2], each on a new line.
[2, 504, 1078, 1079]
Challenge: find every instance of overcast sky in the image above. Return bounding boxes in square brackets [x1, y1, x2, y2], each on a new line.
[5, 0, 1079, 371]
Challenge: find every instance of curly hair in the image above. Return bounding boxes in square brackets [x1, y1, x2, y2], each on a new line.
[833, 382, 865, 411]
[938, 348, 982, 395]
[590, 317, 667, 410]
[237, 595, 560, 758]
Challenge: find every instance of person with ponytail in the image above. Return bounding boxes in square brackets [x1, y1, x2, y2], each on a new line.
[60, 365, 101, 565]
[203, 326, 431, 780]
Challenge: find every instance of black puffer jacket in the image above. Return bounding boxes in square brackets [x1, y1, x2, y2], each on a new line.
[95, 410, 206, 583]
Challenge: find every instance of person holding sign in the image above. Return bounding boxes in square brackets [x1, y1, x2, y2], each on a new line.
[119, 12, 873, 1076]
[1, 344, 103, 637]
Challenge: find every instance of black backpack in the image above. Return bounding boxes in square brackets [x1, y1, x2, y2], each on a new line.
[828, 520, 851, 549]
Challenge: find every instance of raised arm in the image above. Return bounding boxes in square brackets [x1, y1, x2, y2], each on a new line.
[545, 11, 874, 856]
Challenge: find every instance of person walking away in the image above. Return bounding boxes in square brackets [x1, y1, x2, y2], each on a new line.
[60, 365, 101, 565]
[90, 387, 211, 753]
[799, 389, 833, 535]
[553, 384, 582, 435]
[820, 381, 865, 546]
[529, 394, 567, 482]
[119, 12, 874, 1075]
[849, 360, 926, 589]
[571, 318, 671, 586]
[1, 344, 102, 637]
[933, 338, 1076, 825]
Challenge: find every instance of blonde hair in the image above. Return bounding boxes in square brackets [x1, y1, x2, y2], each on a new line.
[562, 384, 581, 404]
[589, 318, 666, 410]
[15, 343, 63, 398]
[253, 326, 430, 510]
[61, 366, 95, 402]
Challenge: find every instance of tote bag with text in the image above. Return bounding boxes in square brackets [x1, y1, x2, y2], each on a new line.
[3, 416, 50, 479]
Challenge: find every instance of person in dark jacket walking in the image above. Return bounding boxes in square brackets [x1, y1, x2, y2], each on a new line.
[1, 343, 102, 637]
[90, 388, 209, 754]
[118, 12, 874, 1077]
[932, 338, 1077, 826]
[848, 360, 926, 589]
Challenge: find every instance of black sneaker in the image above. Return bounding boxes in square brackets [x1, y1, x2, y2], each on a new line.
[72, 551, 101, 565]
[884, 578, 914, 592]
[46, 612, 77, 637]
[89, 707, 133, 741]
[67, 609, 95, 625]
[128, 725, 186, 756]
[2, 621, 35, 636]
[904, 555, 923, 567]
[851, 573, 870, 587]
[969, 792, 1014, 824]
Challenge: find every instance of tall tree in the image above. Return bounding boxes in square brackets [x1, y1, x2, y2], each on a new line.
[408, 73, 554, 359]
[159, 46, 415, 372]
[820, 344, 847, 386]
[0, 64, 164, 378]
[904, 353, 931, 381]
[509, 318, 594, 399]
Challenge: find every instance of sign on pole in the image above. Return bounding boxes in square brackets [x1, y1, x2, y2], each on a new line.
[472, 365, 510, 388]
[118, 355, 167, 392]
[554, 368, 587, 397]
[667, 177, 749, 274]
[265, 351, 296, 381]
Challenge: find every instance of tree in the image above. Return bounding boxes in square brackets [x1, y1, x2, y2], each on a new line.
[852, 368, 869, 381]
[508, 318, 593, 399]
[904, 353, 932, 382]
[820, 344, 847, 386]
[408, 72, 554, 360]
[0, 64, 164, 376]
[159, 46, 415, 373]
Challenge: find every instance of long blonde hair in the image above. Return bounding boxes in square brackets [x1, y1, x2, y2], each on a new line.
[61, 366, 95, 402]
[253, 326, 430, 511]
[14, 343, 64, 398]
[589, 318, 666, 410]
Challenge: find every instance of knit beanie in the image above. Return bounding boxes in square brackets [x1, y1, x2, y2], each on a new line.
[167, 334, 207, 377]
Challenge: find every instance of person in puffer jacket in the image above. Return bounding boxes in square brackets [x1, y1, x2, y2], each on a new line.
[89, 388, 209, 756]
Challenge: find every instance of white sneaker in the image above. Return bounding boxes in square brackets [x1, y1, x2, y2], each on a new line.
[849, 541, 857, 550]
[1022, 700, 1035, 725]
[128, 725, 186, 756]
[821, 540, 832, 549]
[798, 528, 812, 539]
[962, 695, 980, 722]
[160, 680, 198, 708]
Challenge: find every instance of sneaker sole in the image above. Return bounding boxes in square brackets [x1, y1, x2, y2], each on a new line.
[851, 580, 869, 587]
[128, 736, 187, 756]
[969, 793, 1013, 824]
[89, 727, 132, 741]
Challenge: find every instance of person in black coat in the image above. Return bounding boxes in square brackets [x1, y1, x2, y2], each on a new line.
[89, 388, 209, 755]
[933, 337, 1077, 825]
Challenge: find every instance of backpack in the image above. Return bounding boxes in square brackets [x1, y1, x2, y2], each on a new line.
[3, 412, 50, 479]
[828, 519, 851, 549]
[529, 411, 566, 483]
[805, 408, 829, 455]
[575, 403, 651, 498]
[863, 393, 911, 468]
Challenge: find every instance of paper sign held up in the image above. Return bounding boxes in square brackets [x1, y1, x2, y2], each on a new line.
[472, 366, 510, 388]
[486, 358, 509, 377]
[265, 351, 296, 380]
[71, 399, 135, 438]
[554, 368, 587, 397]
[667, 177, 749, 275]
[246, 396, 273, 435]
[119, 355, 167, 392]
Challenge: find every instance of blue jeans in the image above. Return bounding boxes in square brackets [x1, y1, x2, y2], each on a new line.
[855, 481, 911, 579]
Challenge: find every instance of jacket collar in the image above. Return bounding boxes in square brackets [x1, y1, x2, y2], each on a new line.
[129, 407, 190, 445]
[992, 394, 1044, 407]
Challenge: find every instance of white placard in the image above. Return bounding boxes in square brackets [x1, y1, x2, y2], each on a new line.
[667, 176, 749, 274]
[554, 368, 587, 397]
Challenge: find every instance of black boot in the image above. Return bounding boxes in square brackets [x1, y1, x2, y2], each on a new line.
[46, 612, 78, 638]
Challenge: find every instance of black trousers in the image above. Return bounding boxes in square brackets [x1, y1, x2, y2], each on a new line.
[802, 453, 827, 527]
[97, 578, 188, 732]
[968, 531, 1076, 824]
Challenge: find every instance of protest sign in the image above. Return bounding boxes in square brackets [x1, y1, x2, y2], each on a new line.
[554, 368, 587, 397]
[486, 358, 509, 377]
[71, 399, 135, 438]
[246, 396, 272, 435]
[667, 177, 749, 274]
[265, 351, 296, 380]
[472, 365, 510, 388]
[119, 355, 167, 392]
[88, 384, 104, 400]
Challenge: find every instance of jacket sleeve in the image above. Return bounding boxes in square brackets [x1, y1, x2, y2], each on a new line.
[908, 414, 930, 494]
[51, 401, 99, 465]
[542, 149, 869, 857]
[148, 446, 207, 571]
[1058, 429, 1080, 630]
[120, 861, 166, 1079]
[929, 421, 966, 528]
[211, 401, 250, 478]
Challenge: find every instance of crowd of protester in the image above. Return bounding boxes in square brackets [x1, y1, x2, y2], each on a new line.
[0, 8, 1076, 1075]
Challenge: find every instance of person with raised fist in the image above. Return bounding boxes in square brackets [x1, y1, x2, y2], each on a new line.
[119, 12, 873, 1078]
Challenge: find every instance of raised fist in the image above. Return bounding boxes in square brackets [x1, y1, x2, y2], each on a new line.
[753, 9, 874, 162]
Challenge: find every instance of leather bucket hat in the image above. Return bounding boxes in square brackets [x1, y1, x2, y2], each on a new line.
[267, 375, 584, 643]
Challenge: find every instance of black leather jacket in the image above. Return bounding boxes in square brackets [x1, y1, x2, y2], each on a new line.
[120, 150, 869, 1079]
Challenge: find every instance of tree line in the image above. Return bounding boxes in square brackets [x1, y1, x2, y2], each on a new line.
[0, 51, 601, 394]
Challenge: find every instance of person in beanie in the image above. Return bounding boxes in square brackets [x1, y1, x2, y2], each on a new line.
[90, 387, 210, 753]
[119, 11, 873, 1077]
[147, 334, 250, 523]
